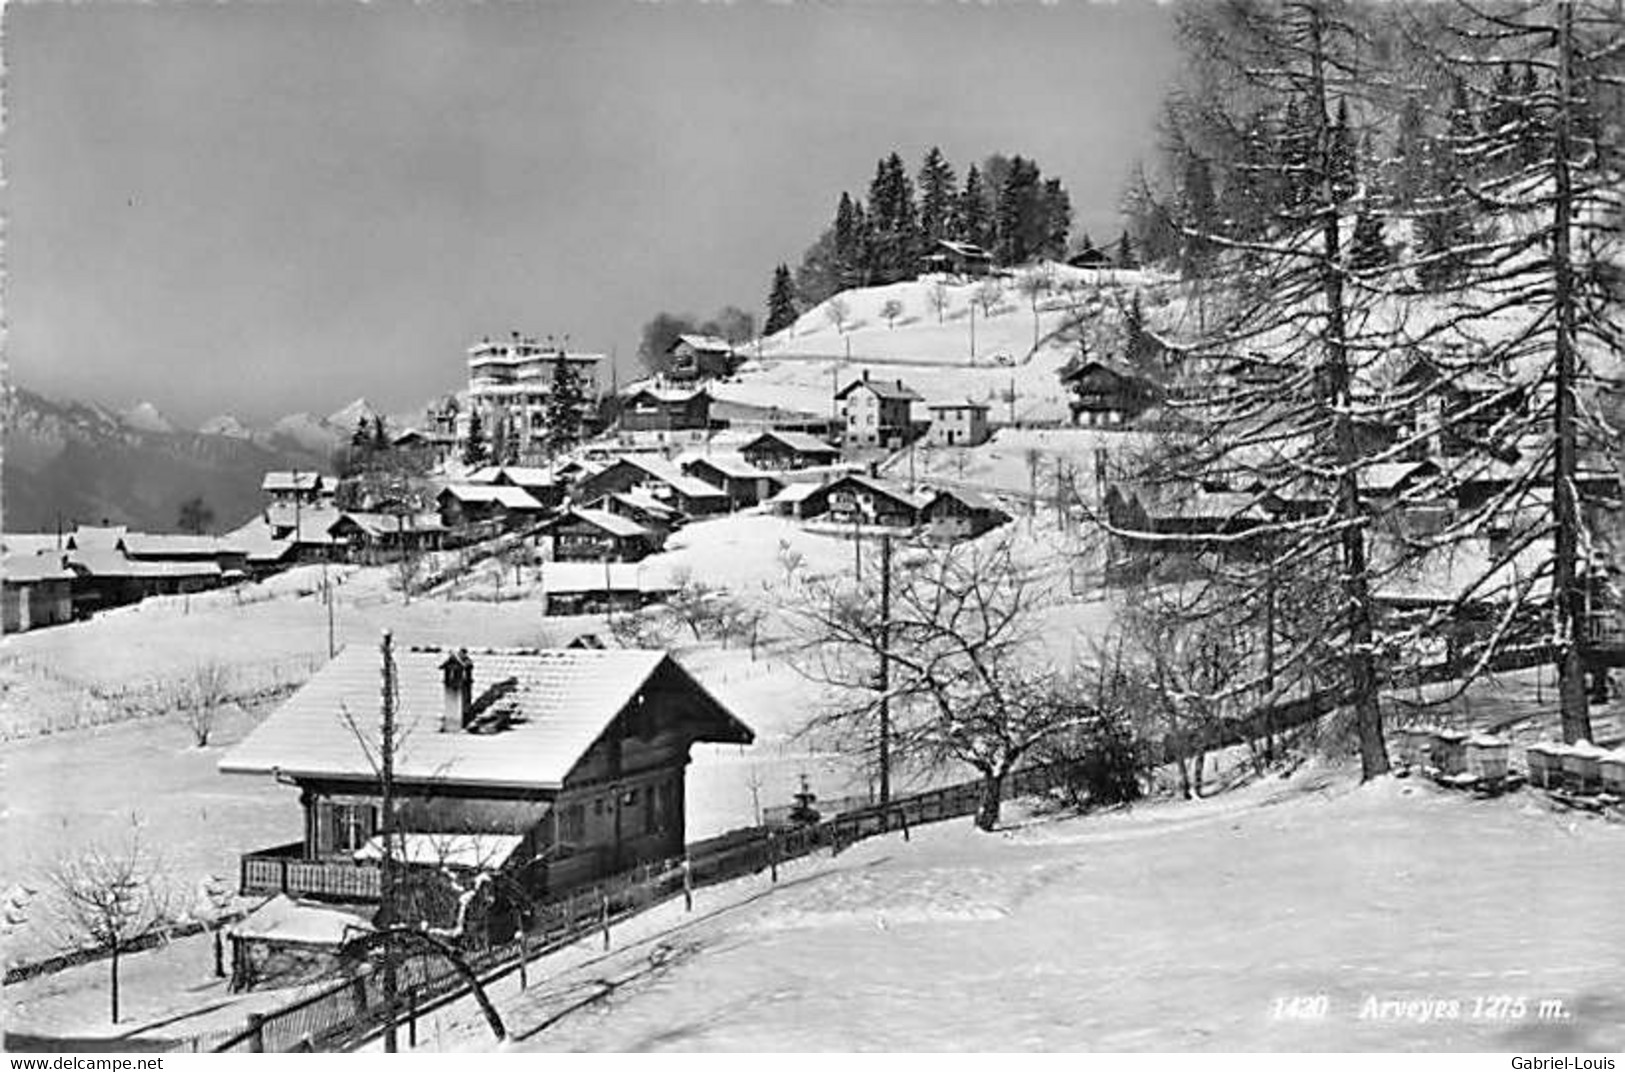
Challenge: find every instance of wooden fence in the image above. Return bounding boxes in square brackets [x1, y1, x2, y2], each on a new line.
[209, 764, 1066, 1053]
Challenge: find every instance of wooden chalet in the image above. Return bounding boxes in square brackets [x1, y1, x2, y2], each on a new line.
[467, 465, 565, 510]
[584, 491, 685, 536]
[739, 430, 842, 471]
[264, 503, 345, 561]
[262, 471, 334, 506]
[924, 239, 993, 278]
[436, 484, 547, 530]
[540, 562, 676, 617]
[1059, 359, 1158, 427]
[681, 455, 784, 510]
[667, 335, 739, 382]
[802, 474, 929, 529]
[2, 552, 76, 632]
[571, 456, 728, 517]
[921, 488, 1011, 541]
[542, 508, 662, 563]
[220, 646, 755, 971]
[327, 512, 447, 564]
[616, 387, 713, 434]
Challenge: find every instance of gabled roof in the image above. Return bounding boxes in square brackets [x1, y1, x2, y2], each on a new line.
[550, 507, 651, 539]
[826, 474, 931, 511]
[331, 512, 446, 539]
[220, 646, 753, 790]
[742, 431, 841, 455]
[1058, 358, 1148, 385]
[587, 492, 683, 521]
[613, 456, 727, 500]
[622, 385, 710, 405]
[543, 562, 674, 595]
[265, 503, 344, 542]
[684, 453, 776, 481]
[2, 551, 75, 584]
[672, 334, 734, 355]
[926, 487, 1004, 513]
[67, 525, 127, 552]
[935, 238, 992, 260]
[494, 466, 558, 488]
[262, 472, 329, 494]
[766, 482, 824, 504]
[835, 377, 923, 403]
[438, 484, 545, 510]
[465, 466, 506, 485]
[121, 534, 245, 559]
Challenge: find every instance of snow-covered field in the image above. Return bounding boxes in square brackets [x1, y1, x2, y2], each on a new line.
[399, 764, 1625, 1052]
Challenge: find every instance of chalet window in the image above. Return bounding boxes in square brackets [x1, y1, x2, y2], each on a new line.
[559, 803, 586, 845]
[593, 797, 605, 817]
[320, 801, 377, 856]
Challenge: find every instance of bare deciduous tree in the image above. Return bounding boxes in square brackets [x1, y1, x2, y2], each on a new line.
[880, 298, 905, 329]
[791, 536, 1089, 829]
[928, 280, 950, 324]
[177, 660, 234, 747]
[46, 826, 176, 1023]
[824, 296, 850, 334]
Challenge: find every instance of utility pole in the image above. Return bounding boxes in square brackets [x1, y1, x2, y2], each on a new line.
[969, 300, 976, 364]
[379, 630, 399, 1053]
[878, 534, 892, 810]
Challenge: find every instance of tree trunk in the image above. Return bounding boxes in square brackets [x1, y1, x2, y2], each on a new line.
[1175, 755, 1191, 800]
[109, 944, 120, 1024]
[1191, 751, 1206, 797]
[974, 768, 1004, 831]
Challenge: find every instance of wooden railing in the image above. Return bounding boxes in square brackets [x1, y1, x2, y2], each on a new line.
[240, 844, 382, 902]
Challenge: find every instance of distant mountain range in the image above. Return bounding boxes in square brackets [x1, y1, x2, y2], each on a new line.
[1, 385, 412, 534]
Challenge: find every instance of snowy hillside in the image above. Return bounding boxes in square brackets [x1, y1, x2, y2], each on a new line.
[698, 263, 1174, 424]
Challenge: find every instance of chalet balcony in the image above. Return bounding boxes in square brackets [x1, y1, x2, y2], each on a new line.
[239, 843, 382, 903]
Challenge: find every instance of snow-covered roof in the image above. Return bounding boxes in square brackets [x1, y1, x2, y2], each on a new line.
[465, 466, 506, 485]
[221, 646, 751, 790]
[261, 471, 329, 493]
[674, 334, 734, 355]
[935, 239, 992, 260]
[495, 466, 558, 488]
[623, 385, 709, 405]
[2, 551, 74, 584]
[121, 534, 245, 559]
[685, 454, 776, 481]
[616, 456, 728, 500]
[68, 525, 127, 551]
[227, 894, 372, 947]
[829, 474, 932, 511]
[743, 431, 840, 455]
[835, 377, 923, 403]
[927, 398, 991, 412]
[593, 490, 682, 519]
[553, 508, 651, 539]
[67, 548, 223, 580]
[353, 833, 524, 870]
[542, 562, 672, 595]
[265, 504, 344, 543]
[1, 534, 65, 557]
[767, 483, 824, 504]
[439, 484, 545, 510]
[331, 512, 445, 538]
[927, 487, 1003, 512]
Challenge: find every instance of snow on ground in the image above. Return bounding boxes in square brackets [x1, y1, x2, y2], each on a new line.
[706, 265, 1170, 425]
[406, 763, 1625, 1053]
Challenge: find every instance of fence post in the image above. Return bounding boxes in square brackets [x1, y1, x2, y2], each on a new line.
[407, 988, 417, 1048]
[896, 806, 910, 842]
[682, 856, 693, 912]
[768, 831, 779, 884]
[600, 893, 611, 950]
[519, 929, 529, 991]
[247, 1013, 265, 1054]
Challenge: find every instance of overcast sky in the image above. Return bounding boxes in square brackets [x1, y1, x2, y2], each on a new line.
[4, 0, 1180, 427]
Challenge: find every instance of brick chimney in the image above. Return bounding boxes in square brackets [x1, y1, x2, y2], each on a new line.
[440, 649, 474, 733]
